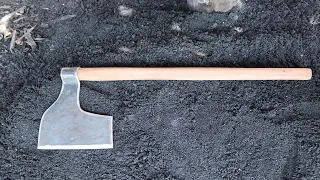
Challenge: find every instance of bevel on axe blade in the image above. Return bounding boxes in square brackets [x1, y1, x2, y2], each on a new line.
[37, 67, 312, 150]
[38, 68, 113, 149]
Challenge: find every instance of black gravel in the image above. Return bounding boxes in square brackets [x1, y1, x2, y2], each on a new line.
[1, 0, 320, 179]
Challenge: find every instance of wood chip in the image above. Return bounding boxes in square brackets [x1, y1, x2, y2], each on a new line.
[10, 30, 17, 53]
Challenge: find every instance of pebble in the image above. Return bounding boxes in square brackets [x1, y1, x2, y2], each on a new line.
[187, 0, 240, 12]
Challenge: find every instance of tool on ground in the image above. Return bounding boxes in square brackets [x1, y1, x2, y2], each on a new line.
[38, 67, 312, 149]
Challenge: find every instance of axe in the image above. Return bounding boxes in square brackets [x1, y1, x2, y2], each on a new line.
[38, 67, 312, 149]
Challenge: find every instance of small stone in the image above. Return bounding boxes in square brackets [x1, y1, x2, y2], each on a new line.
[234, 27, 243, 33]
[187, 0, 240, 13]
[310, 13, 320, 25]
[171, 22, 181, 31]
[119, 46, 133, 53]
[40, 23, 49, 28]
[23, 47, 31, 52]
[229, 12, 239, 21]
[118, 5, 133, 17]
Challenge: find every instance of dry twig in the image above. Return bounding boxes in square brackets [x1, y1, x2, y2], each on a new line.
[9, 30, 17, 53]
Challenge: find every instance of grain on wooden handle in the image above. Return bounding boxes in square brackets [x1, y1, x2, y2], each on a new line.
[77, 68, 312, 81]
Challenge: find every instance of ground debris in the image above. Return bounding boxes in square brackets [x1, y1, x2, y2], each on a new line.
[188, 48, 207, 57]
[15, 25, 35, 43]
[0, 6, 26, 39]
[24, 30, 36, 50]
[9, 30, 17, 53]
[13, 16, 26, 23]
[171, 22, 181, 31]
[0, 5, 40, 53]
[34, 37, 46, 41]
[49, 14, 76, 24]
[118, 5, 133, 17]
[187, 0, 241, 13]
[233, 27, 243, 33]
[119, 46, 133, 53]
[0, 5, 11, 9]
[310, 13, 320, 25]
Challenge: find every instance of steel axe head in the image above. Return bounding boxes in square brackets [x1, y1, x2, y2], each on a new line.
[37, 67, 113, 149]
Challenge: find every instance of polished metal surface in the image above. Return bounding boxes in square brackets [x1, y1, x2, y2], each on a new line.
[38, 67, 113, 149]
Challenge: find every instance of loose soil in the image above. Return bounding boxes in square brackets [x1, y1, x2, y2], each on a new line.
[1, 0, 320, 179]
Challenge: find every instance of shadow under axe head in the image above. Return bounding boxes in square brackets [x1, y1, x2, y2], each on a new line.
[37, 67, 113, 149]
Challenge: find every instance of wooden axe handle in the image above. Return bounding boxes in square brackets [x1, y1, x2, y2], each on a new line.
[77, 68, 312, 81]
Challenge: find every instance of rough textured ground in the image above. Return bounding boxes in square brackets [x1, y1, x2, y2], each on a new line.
[1, 0, 320, 179]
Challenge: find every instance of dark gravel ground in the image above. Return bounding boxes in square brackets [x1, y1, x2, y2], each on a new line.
[1, 0, 320, 179]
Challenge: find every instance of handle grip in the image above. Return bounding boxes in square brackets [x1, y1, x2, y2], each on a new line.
[77, 68, 312, 81]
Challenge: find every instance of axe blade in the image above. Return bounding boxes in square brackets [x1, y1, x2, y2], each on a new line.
[37, 67, 113, 149]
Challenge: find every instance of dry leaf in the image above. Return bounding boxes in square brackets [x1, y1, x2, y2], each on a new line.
[0, 6, 26, 23]
[25, 32, 36, 50]
[23, 46, 30, 52]
[16, 25, 35, 43]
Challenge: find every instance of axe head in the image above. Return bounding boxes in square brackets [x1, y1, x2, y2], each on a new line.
[38, 68, 113, 149]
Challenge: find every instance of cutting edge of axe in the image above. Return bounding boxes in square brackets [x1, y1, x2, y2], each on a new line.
[37, 67, 312, 150]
